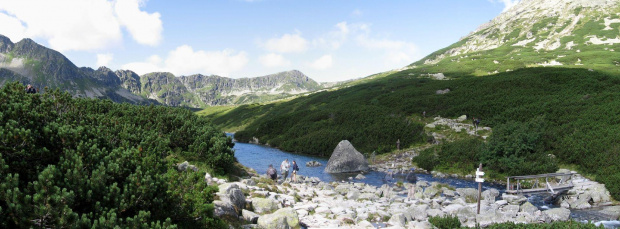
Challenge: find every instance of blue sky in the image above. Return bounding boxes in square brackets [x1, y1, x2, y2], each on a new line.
[0, 0, 517, 82]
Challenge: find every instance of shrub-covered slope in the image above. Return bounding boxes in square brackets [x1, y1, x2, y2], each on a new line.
[0, 82, 233, 228]
[207, 67, 620, 199]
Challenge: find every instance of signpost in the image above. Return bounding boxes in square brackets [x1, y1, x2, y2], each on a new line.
[475, 163, 484, 214]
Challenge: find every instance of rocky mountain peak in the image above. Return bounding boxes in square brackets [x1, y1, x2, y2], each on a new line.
[413, 0, 620, 75]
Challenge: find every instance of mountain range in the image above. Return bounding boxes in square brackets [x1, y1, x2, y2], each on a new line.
[0, 35, 323, 107]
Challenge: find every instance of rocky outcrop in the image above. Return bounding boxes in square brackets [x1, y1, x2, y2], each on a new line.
[306, 161, 322, 167]
[252, 198, 280, 214]
[324, 140, 369, 173]
[257, 207, 300, 229]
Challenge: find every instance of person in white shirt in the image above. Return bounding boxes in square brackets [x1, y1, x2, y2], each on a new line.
[280, 159, 290, 181]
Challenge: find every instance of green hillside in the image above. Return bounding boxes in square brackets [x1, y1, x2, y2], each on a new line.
[0, 82, 234, 228]
[205, 67, 620, 199]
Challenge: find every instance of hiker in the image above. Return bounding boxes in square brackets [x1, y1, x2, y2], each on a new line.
[472, 117, 478, 129]
[292, 160, 299, 183]
[267, 164, 277, 181]
[475, 118, 481, 127]
[25, 84, 37, 94]
[280, 159, 290, 182]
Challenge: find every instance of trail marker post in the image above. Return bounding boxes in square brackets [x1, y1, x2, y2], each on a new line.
[475, 163, 485, 214]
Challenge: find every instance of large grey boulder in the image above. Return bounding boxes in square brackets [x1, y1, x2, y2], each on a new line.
[217, 183, 246, 214]
[213, 200, 238, 220]
[257, 207, 300, 229]
[306, 161, 322, 167]
[520, 202, 538, 216]
[252, 198, 280, 214]
[388, 213, 407, 227]
[543, 208, 571, 222]
[242, 209, 260, 224]
[482, 189, 500, 203]
[324, 140, 369, 173]
[456, 188, 478, 203]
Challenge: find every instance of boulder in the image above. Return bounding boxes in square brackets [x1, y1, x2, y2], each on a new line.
[520, 202, 538, 216]
[570, 194, 592, 209]
[408, 205, 428, 221]
[355, 174, 366, 180]
[543, 208, 571, 222]
[482, 189, 500, 203]
[502, 193, 527, 205]
[423, 186, 440, 199]
[427, 209, 445, 217]
[213, 200, 238, 219]
[252, 198, 280, 214]
[217, 183, 246, 214]
[242, 209, 260, 224]
[346, 189, 360, 200]
[306, 161, 322, 167]
[599, 206, 620, 219]
[388, 213, 407, 227]
[257, 207, 300, 229]
[436, 88, 450, 94]
[177, 161, 189, 171]
[457, 115, 467, 122]
[324, 140, 369, 173]
[456, 188, 478, 203]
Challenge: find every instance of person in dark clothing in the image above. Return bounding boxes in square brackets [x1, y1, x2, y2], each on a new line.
[267, 164, 278, 181]
[292, 160, 299, 183]
[25, 84, 37, 94]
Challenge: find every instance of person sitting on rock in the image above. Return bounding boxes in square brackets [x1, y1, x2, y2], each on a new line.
[267, 164, 277, 181]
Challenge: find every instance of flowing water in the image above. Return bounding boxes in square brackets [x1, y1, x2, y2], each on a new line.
[232, 139, 620, 228]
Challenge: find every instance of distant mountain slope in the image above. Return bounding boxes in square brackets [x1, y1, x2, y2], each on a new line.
[410, 0, 620, 77]
[0, 34, 323, 107]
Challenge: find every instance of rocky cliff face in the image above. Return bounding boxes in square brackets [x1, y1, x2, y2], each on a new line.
[411, 0, 620, 76]
[0, 34, 323, 107]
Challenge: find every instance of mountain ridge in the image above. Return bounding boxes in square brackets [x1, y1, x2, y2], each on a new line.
[0, 34, 323, 107]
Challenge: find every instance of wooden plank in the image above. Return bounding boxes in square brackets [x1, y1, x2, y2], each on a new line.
[507, 172, 575, 179]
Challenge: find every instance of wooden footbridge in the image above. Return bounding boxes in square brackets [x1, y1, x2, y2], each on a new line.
[505, 172, 575, 196]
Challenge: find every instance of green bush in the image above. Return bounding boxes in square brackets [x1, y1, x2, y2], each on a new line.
[484, 221, 604, 229]
[428, 215, 461, 229]
[0, 82, 233, 228]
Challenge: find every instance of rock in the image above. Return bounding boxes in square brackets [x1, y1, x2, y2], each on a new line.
[599, 206, 620, 219]
[357, 220, 374, 228]
[543, 208, 571, 222]
[427, 209, 445, 217]
[436, 88, 450, 94]
[586, 184, 612, 204]
[218, 183, 246, 214]
[570, 194, 592, 209]
[213, 200, 238, 220]
[242, 209, 260, 224]
[388, 213, 407, 227]
[425, 123, 436, 128]
[177, 161, 189, 171]
[482, 189, 500, 203]
[520, 202, 538, 216]
[423, 186, 440, 199]
[306, 161, 322, 167]
[242, 178, 257, 186]
[204, 172, 212, 183]
[457, 206, 476, 223]
[408, 205, 428, 221]
[408, 220, 433, 229]
[252, 198, 280, 214]
[359, 193, 378, 201]
[324, 140, 370, 173]
[335, 184, 351, 195]
[355, 174, 366, 179]
[315, 206, 332, 215]
[476, 212, 504, 227]
[456, 188, 478, 203]
[457, 115, 467, 122]
[502, 205, 520, 218]
[240, 224, 260, 229]
[502, 193, 527, 205]
[347, 189, 360, 200]
[443, 204, 464, 215]
[257, 207, 300, 229]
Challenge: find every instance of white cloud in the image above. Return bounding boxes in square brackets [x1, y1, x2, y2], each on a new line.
[313, 21, 370, 49]
[0, 13, 27, 43]
[351, 9, 363, 17]
[356, 32, 418, 66]
[262, 32, 308, 53]
[309, 55, 333, 70]
[96, 53, 114, 67]
[115, 0, 163, 46]
[122, 45, 249, 76]
[489, 0, 520, 12]
[259, 53, 290, 67]
[121, 55, 164, 74]
[0, 0, 162, 51]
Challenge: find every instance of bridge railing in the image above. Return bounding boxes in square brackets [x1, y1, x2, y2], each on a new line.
[506, 172, 575, 194]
